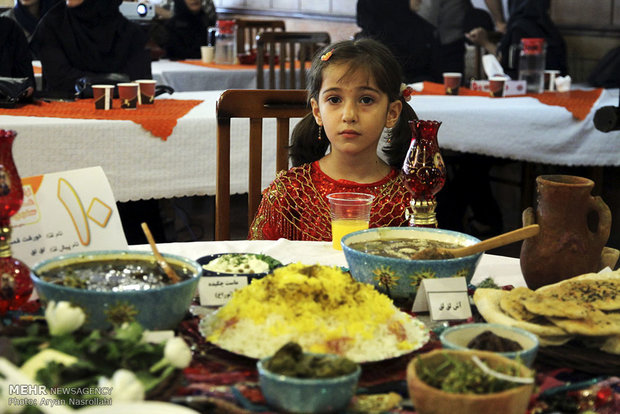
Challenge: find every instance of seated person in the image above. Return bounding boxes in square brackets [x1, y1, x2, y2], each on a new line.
[1, 0, 59, 42]
[466, 0, 567, 78]
[0, 16, 35, 99]
[164, 0, 217, 60]
[30, 0, 151, 99]
[355, 0, 441, 83]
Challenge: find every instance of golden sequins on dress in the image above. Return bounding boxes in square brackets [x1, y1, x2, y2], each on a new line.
[249, 161, 413, 240]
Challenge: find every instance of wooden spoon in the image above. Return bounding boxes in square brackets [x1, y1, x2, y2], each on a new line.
[141, 222, 180, 284]
[411, 224, 540, 260]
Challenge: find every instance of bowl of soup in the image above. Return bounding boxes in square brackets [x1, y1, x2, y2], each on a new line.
[341, 227, 482, 304]
[31, 250, 202, 330]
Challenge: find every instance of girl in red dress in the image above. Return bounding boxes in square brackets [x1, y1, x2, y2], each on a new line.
[250, 38, 418, 241]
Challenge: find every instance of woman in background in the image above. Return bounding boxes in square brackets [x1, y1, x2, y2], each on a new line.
[0, 16, 35, 97]
[1, 0, 59, 42]
[164, 0, 216, 60]
[31, 0, 151, 99]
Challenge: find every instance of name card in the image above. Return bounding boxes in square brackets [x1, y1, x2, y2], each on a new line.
[199, 276, 248, 307]
[11, 167, 128, 268]
[412, 277, 472, 321]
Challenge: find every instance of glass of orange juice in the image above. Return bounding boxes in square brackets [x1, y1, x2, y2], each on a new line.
[327, 192, 375, 250]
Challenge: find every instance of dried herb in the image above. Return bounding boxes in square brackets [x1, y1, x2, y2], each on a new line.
[265, 342, 358, 378]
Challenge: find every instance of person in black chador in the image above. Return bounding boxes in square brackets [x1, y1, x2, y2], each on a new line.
[355, 0, 441, 83]
[0, 16, 35, 98]
[30, 0, 152, 99]
[1, 0, 60, 42]
[164, 0, 217, 60]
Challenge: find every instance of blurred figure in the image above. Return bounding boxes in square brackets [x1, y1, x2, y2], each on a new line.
[0, 16, 35, 97]
[31, 0, 151, 99]
[466, 0, 567, 78]
[417, 0, 496, 74]
[1, 0, 59, 42]
[355, 0, 441, 83]
[164, 0, 217, 60]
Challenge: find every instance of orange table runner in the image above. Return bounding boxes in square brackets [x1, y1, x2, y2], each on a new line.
[178, 60, 311, 70]
[0, 98, 202, 140]
[413, 81, 603, 120]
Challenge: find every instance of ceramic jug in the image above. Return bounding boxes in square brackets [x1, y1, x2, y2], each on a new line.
[520, 175, 611, 289]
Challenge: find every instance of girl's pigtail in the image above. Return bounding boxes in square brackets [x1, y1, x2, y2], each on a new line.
[383, 98, 418, 168]
[289, 113, 330, 167]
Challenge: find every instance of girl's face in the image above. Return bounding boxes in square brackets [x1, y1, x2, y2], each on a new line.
[311, 63, 401, 159]
[66, 0, 84, 7]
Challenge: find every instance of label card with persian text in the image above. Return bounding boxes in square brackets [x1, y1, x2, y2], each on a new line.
[412, 277, 472, 321]
[11, 166, 128, 267]
[198, 276, 248, 307]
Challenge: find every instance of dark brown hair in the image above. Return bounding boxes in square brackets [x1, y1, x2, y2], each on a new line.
[289, 38, 417, 167]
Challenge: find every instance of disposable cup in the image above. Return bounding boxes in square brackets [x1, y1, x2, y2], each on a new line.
[443, 72, 462, 95]
[327, 192, 375, 250]
[92, 85, 114, 110]
[201, 46, 215, 63]
[118, 82, 139, 109]
[489, 76, 506, 97]
[135, 79, 156, 105]
[544, 70, 560, 91]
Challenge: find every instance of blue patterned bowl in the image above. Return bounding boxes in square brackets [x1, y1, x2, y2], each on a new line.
[257, 354, 361, 413]
[341, 227, 482, 303]
[440, 323, 539, 367]
[31, 250, 202, 330]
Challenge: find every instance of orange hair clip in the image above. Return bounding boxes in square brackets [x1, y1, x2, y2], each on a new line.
[321, 49, 334, 61]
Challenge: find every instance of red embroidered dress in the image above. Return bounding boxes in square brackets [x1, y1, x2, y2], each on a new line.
[249, 161, 413, 240]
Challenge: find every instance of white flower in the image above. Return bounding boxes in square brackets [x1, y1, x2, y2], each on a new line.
[45, 301, 86, 336]
[163, 337, 192, 369]
[98, 369, 145, 403]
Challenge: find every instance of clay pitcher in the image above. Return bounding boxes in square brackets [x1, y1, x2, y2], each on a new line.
[520, 175, 611, 289]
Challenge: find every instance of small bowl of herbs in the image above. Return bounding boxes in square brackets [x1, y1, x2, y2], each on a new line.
[197, 253, 282, 283]
[407, 349, 534, 414]
[257, 342, 361, 414]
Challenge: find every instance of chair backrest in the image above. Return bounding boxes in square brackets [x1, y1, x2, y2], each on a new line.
[215, 89, 310, 240]
[256, 31, 331, 89]
[236, 19, 286, 54]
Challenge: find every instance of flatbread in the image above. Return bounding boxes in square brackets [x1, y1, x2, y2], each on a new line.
[601, 335, 620, 355]
[499, 287, 538, 321]
[544, 279, 620, 311]
[474, 288, 568, 337]
[522, 291, 592, 319]
[548, 309, 620, 336]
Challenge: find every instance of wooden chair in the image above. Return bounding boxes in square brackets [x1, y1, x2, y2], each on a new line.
[235, 19, 286, 54]
[256, 31, 331, 89]
[215, 89, 310, 240]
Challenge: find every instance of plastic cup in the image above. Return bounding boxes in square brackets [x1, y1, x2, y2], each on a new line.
[118, 82, 139, 109]
[544, 70, 560, 91]
[443, 72, 462, 95]
[92, 85, 114, 110]
[135, 79, 156, 105]
[489, 76, 506, 97]
[327, 192, 375, 250]
[201, 45, 215, 63]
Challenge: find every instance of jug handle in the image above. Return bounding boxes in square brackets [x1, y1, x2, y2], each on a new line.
[588, 196, 612, 241]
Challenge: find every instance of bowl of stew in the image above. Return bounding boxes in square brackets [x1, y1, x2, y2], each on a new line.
[341, 227, 482, 304]
[31, 250, 202, 330]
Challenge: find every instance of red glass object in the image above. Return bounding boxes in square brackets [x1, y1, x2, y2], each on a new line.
[401, 120, 446, 227]
[0, 130, 32, 315]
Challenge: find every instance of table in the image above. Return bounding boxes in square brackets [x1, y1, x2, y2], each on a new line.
[152, 60, 258, 92]
[3, 87, 618, 205]
[132, 239, 526, 288]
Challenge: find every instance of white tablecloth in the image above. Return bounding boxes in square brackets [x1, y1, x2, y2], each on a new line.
[4, 88, 619, 203]
[152, 60, 257, 92]
[131, 239, 526, 288]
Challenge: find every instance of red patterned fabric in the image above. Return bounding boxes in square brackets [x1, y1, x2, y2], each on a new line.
[0, 98, 202, 140]
[249, 161, 413, 241]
